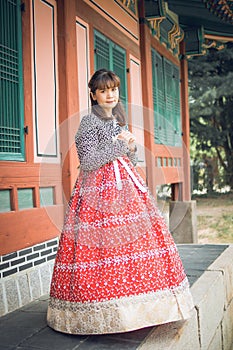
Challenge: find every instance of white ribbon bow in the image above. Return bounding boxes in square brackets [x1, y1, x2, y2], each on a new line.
[113, 157, 147, 193]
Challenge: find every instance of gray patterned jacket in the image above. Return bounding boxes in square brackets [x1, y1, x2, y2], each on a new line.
[75, 114, 137, 172]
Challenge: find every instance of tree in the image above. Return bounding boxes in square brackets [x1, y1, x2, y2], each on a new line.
[188, 42, 233, 191]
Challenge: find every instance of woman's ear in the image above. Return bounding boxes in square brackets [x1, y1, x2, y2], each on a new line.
[90, 92, 96, 101]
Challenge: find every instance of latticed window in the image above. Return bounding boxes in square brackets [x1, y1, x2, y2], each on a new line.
[0, 0, 25, 161]
[94, 30, 128, 109]
[152, 48, 181, 147]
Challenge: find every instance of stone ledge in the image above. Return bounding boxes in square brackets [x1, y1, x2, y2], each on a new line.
[138, 245, 233, 350]
[207, 245, 233, 306]
[1, 244, 232, 350]
[192, 270, 225, 349]
[222, 297, 233, 350]
[138, 309, 200, 350]
[208, 325, 222, 350]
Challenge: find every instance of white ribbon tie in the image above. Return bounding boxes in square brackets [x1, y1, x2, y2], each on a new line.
[113, 157, 147, 193]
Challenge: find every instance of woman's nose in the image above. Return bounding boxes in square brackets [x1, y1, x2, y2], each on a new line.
[107, 89, 113, 97]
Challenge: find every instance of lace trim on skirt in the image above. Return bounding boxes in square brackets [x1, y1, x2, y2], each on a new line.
[47, 277, 194, 334]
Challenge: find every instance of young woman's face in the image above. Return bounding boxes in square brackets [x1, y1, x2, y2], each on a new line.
[92, 86, 119, 112]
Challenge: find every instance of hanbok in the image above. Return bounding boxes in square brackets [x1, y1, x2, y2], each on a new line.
[47, 113, 194, 334]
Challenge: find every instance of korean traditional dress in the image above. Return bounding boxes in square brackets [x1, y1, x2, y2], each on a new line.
[47, 113, 194, 334]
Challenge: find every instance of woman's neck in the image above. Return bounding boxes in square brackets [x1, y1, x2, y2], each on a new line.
[104, 108, 113, 118]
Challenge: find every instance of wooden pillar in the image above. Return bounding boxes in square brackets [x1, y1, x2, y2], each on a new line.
[57, 0, 79, 203]
[171, 182, 182, 201]
[138, 1, 157, 196]
[180, 41, 191, 201]
[22, 0, 34, 163]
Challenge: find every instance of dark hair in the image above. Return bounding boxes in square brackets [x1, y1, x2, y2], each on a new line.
[88, 69, 126, 125]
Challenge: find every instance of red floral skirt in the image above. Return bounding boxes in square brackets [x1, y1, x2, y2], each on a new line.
[47, 157, 194, 334]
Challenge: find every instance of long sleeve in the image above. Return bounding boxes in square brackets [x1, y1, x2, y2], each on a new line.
[75, 114, 129, 172]
[127, 149, 137, 167]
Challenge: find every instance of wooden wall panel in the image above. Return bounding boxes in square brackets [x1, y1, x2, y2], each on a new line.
[0, 0, 64, 255]
[76, 0, 140, 60]
[32, 0, 59, 161]
[76, 18, 90, 118]
[129, 56, 146, 165]
[82, 0, 138, 42]
[0, 206, 63, 255]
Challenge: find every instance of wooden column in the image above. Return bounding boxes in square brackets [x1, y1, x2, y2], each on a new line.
[138, 1, 157, 196]
[22, 0, 34, 163]
[171, 182, 182, 201]
[180, 41, 191, 201]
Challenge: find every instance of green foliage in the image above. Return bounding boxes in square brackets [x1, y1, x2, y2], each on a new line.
[188, 42, 233, 191]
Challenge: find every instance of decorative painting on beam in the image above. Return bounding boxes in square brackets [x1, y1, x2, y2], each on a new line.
[145, 0, 183, 56]
[203, 0, 233, 23]
[116, 0, 137, 15]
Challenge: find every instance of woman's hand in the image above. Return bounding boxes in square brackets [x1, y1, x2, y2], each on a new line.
[117, 131, 136, 152]
[117, 130, 135, 143]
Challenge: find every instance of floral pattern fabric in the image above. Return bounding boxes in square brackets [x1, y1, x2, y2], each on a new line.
[47, 114, 194, 334]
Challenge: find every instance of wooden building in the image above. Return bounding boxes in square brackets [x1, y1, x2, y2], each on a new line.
[0, 0, 232, 314]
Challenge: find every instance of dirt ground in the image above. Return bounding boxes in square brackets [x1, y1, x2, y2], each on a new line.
[157, 192, 233, 244]
[195, 193, 233, 244]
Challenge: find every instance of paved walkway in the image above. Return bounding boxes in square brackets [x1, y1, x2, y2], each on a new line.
[0, 244, 228, 350]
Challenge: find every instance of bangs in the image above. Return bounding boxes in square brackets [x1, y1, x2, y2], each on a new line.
[93, 72, 120, 91]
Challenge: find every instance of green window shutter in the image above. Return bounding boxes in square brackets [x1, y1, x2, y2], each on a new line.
[172, 65, 182, 146]
[94, 31, 110, 71]
[94, 30, 127, 110]
[151, 49, 159, 143]
[0, 0, 25, 161]
[156, 54, 166, 144]
[151, 49, 166, 144]
[112, 43, 127, 108]
[164, 58, 174, 145]
[164, 59, 182, 146]
[152, 49, 182, 147]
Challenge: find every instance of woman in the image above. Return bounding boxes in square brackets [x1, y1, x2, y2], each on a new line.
[47, 69, 194, 334]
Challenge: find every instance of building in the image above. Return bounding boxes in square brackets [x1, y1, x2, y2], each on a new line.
[0, 0, 232, 315]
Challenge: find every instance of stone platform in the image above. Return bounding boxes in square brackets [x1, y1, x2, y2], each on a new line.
[0, 244, 233, 350]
